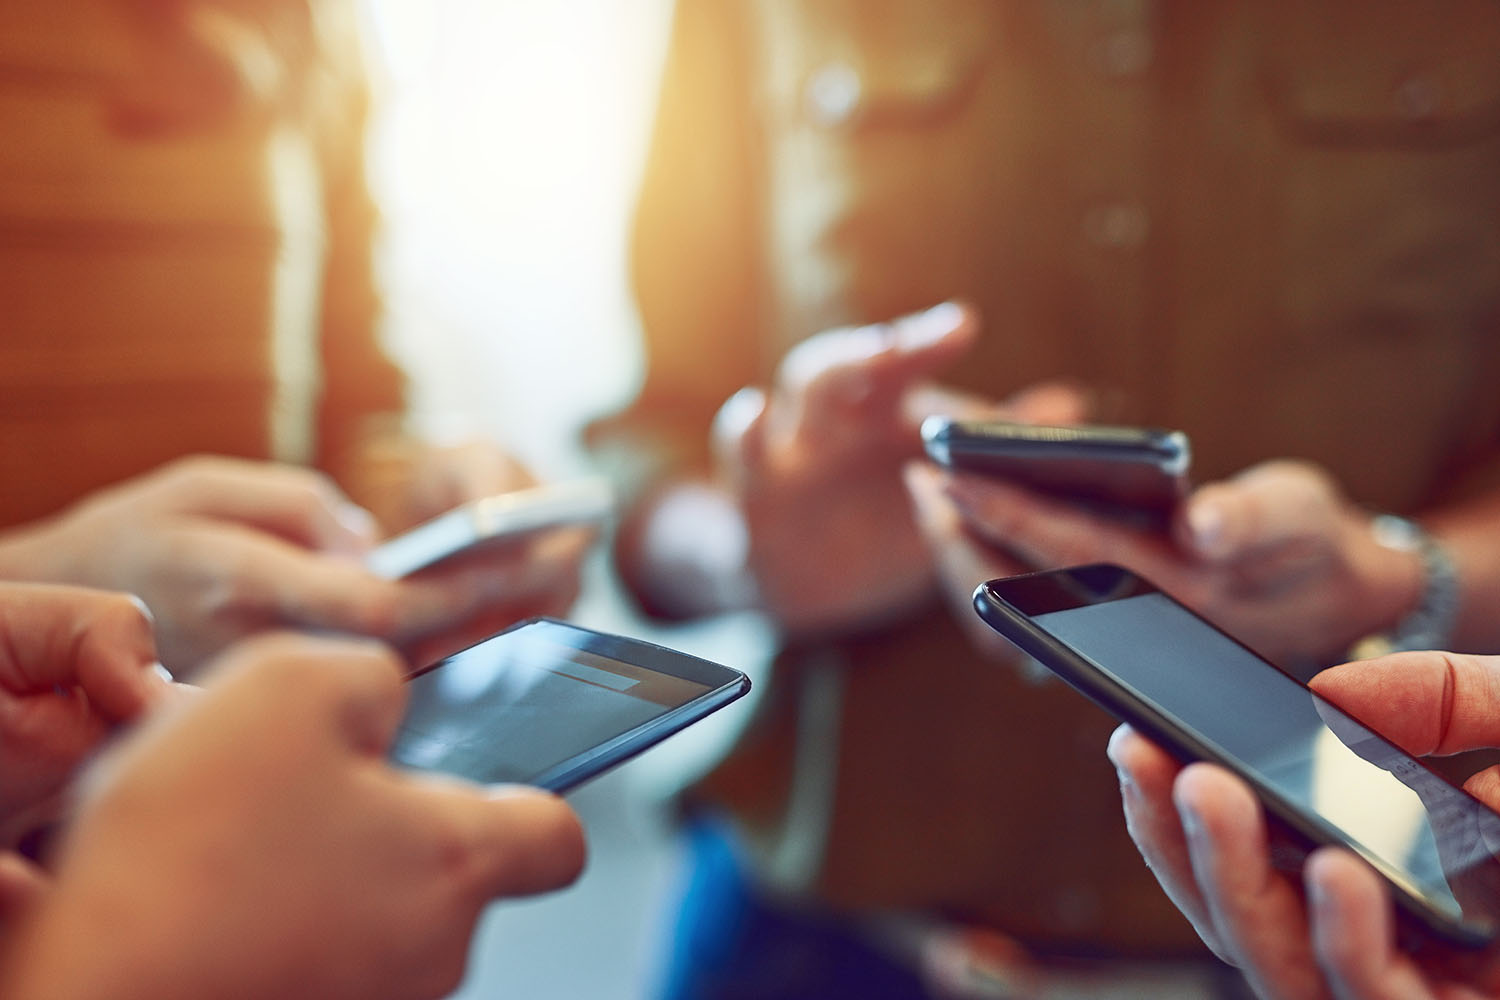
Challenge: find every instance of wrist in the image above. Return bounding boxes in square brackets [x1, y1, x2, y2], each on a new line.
[1350, 515, 1460, 658]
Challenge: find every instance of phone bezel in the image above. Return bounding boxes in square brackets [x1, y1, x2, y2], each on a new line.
[973, 564, 1498, 949]
[398, 617, 750, 794]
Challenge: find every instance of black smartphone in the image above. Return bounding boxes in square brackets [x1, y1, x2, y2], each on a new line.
[973, 564, 1500, 949]
[920, 416, 1190, 519]
[390, 618, 750, 793]
[367, 478, 614, 579]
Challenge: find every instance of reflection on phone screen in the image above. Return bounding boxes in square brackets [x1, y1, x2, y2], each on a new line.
[391, 621, 717, 788]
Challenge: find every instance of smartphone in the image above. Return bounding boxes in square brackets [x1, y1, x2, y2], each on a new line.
[973, 563, 1500, 949]
[921, 416, 1191, 518]
[390, 617, 750, 793]
[367, 477, 614, 579]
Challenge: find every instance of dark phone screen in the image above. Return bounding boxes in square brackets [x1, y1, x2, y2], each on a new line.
[390, 620, 719, 787]
[1030, 589, 1500, 936]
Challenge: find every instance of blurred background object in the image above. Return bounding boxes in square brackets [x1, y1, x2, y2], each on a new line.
[365, 0, 661, 473]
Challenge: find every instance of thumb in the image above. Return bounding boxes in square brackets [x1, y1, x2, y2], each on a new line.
[1176, 461, 1340, 562]
[1309, 652, 1500, 757]
[711, 386, 771, 487]
[408, 781, 587, 900]
[0, 584, 164, 723]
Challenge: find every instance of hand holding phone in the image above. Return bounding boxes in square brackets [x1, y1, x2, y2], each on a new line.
[974, 563, 1500, 950]
[921, 416, 1191, 520]
[367, 478, 614, 580]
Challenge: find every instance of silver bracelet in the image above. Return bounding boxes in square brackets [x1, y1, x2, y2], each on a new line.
[1363, 514, 1461, 654]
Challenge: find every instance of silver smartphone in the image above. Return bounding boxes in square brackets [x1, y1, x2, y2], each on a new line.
[367, 478, 614, 579]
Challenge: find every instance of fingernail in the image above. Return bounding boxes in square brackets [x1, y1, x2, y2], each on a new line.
[896, 302, 963, 349]
[1306, 869, 1329, 915]
[1105, 725, 1132, 769]
[336, 503, 380, 544]
[127, 593, 156, 625]
[1187, 500, 1227, 559]
[713, 385, 768, 440]
[1178, 800, 1205, 844]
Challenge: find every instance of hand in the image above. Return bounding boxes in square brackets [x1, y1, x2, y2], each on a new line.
[0, 583, 174, 847]
[1108, 650, 1500, 999]
[927, 458, 1421, 669]
[905, 462, 1033, 657]
[707, 302, 979, 633]
[706, 302, 1092, 634]
[0, 456, 401, 674]
[344, 436, 591, 662]
[0, 632, 586, 1000]
[345, 433, 538, 535]
[392, 522, 594, 666]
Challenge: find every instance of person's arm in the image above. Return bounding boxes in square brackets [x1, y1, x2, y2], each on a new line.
[1108, 650, 1500, 998]
[0, 457, 384, 673]
[0, 632, 585, 1000]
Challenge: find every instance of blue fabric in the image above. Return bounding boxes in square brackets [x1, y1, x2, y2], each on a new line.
[655, 817, 931, 1000]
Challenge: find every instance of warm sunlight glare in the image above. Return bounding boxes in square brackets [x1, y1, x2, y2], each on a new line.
[362, 1, 671, 469]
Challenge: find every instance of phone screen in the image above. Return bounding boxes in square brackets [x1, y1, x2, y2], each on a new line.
[978, 566, 1500, 945]
[391, 619, 747, 792]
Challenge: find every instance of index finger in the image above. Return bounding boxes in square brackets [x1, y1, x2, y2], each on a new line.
[1309, 651, 1500, 758]
[1106, 725, 1229, 959]
[157, 456, 377, 556]
[774, 302, 977, 438]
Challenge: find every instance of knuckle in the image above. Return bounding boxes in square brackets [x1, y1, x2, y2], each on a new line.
[424, 810, 492, 889]
[92, 590, 157, 636]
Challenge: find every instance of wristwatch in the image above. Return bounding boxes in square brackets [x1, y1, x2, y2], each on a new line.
[1351, 514, 1461, 658]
